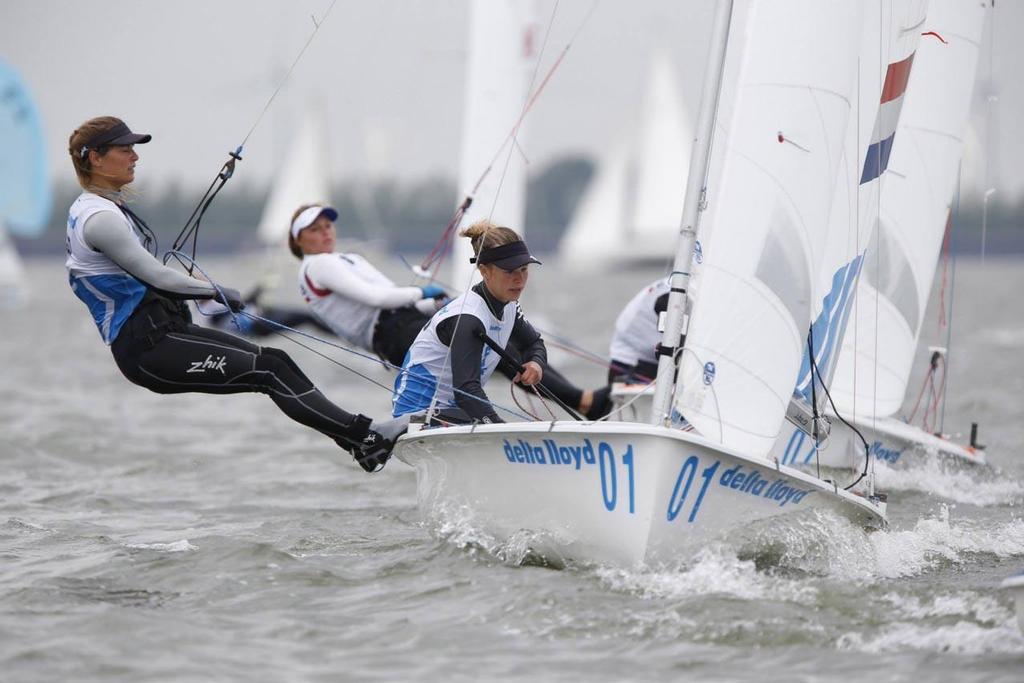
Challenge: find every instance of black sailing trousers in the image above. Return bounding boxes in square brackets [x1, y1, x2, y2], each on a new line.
[110, 294, 363, 443]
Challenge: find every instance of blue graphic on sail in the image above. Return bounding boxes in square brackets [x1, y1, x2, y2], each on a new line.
[795, 254, 863, 404]
[0, 58, 51, 236]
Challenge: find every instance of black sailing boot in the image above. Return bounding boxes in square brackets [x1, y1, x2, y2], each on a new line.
[335, 415, 408, 473]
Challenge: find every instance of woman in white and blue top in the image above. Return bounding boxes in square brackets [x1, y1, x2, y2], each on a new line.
[393, 221, 553, 424]
[64, 116, 402, 472]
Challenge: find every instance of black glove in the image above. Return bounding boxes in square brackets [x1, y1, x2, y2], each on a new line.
[213, 286, 245, 312]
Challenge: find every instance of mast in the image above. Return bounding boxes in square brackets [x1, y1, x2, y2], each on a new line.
[649, 0, 733, 425]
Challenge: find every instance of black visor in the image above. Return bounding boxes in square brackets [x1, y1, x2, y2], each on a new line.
[472, 241, 542, 271]
[82, 122, 152, 155]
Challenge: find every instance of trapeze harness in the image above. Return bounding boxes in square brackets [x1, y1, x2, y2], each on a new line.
[65, 192, 374, 446]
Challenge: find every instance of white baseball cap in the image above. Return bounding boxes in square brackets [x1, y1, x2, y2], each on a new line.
[290, 205, 339, 240]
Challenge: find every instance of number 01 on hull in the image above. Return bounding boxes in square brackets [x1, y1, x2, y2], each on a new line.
[395, 422, 887, 567]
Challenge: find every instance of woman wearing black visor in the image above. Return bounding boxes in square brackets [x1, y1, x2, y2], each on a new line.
[64, 116, 403, 472]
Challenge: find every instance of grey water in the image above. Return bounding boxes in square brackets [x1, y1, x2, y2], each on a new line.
[2, 254, 1022, 682]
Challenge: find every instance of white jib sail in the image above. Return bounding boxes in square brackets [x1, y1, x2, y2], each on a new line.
[792, 0, 926, 412]
[256, 103, 331, 247]
[673, 0, 866, 459]
[829, 0, 986, 418]
[451, 0, 538, 289]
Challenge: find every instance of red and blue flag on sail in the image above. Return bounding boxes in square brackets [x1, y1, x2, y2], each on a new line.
[860, 52, 915, 184]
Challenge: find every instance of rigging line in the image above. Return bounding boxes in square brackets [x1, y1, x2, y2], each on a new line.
[418, 0, 599, 274]
[239, 0, 340, 149]
[810, 347, 869, 491]
[485, 0, 561, 221]
[168, 1, 340, 272]
[939, 166, 963, 436]
[165, 249, 531, 422]
[474, 328, 584, 420]
[807, 328, 822, 481]
[238, 310, 532, 421]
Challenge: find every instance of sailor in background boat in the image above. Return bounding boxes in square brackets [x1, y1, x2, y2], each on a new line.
[64, 116, 402, 472]
[608, 278, 670, 384]
[391, 221, 597, 424]
[290, 203, 451, 367]
[291, 209, 611, 420]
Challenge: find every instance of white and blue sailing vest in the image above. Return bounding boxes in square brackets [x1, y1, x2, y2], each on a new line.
[65, 192, 147, 344]
[298, 252, 396, 350]
[392, 290, 515, 416]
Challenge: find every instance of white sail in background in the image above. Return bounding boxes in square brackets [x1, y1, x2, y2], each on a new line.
[628, 53, 692, 251]
[673, 0, 866, 458]
[256, 103, 330, 246]
[559, 137, 632, 261]
[0, 221, 25, 307]
[452, 0, 538, 288]
[830, 0, 986, 418]
[560, 53, 692, 266]
[1, 58, 51, 306]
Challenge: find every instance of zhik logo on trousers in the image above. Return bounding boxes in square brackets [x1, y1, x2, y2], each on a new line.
[187, 355, 228, 375]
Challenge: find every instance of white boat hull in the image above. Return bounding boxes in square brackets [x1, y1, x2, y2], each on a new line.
[1001, 574, 1024, 635]
[395, 421, 886, 567]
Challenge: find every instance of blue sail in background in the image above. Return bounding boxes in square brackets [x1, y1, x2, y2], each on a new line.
[0, 58, 51, 236]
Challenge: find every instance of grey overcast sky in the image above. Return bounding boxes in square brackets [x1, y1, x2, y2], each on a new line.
[2, 0, 1020, 199]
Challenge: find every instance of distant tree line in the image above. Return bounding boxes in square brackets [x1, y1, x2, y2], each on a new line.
[27, 156, 594, 256]
[19, 153, 1024, 256]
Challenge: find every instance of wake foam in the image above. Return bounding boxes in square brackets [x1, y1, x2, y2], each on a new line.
[874, 459, 1024, 506]
[125, 539, 197, 553]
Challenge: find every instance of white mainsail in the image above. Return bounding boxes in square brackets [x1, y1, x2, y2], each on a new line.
[829, 0, 986, 419]
[451, 0, 538, 288]
[255, 103, 330, 247]
[671, 0, 867, 459]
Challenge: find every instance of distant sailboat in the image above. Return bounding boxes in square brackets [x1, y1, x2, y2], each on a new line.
[256, 103, 330, 248]
[450, 0, 539, 289]
[559, 52, 692, 268]
[0, 58, 51, 306]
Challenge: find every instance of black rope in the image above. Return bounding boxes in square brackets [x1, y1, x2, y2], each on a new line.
[165, 148, 242, 274]
[473, 329, 585, 421]
[807, 346, 871, 491]
[806, 328, 822, 480]
[118, 204, 158, 257]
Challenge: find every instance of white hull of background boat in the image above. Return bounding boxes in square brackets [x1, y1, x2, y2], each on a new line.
[1002, 573, 1024, 635]
[610, 383, 984, 470]
[774, 414, 986, 469]
[395, 421, 886, 567]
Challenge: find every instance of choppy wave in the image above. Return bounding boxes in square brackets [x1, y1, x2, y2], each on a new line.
[874, 459, 1024, 506]
[124, 539, 197, 553]
[837, 619, 1024, 655]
